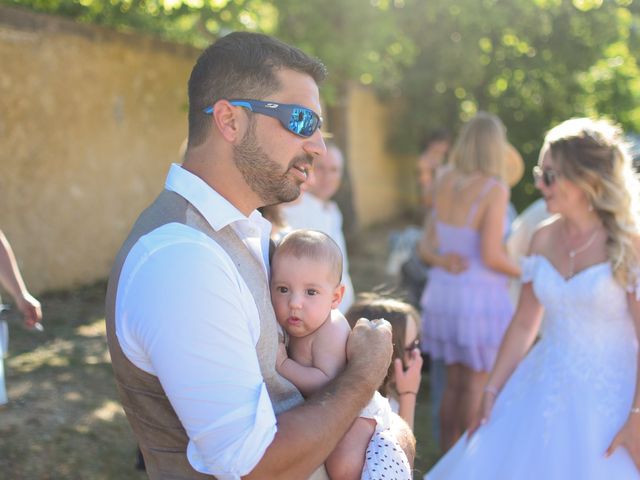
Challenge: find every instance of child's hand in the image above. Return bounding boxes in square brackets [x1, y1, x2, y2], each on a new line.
[276, 341, 289, 372]
[393, 349, 422, 395]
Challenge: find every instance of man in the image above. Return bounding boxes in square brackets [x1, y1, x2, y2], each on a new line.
[281, 142, 355, 312]
[106, 32, 412, 479]
[417, 129, 451, 209]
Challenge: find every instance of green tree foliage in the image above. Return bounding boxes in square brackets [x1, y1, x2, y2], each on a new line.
[2, 0, 279, 46]
[272, 0, 415, 103]
[6, 0, 640, 209]
[387, 0, 640, 208]
[3, 0, 415, 101]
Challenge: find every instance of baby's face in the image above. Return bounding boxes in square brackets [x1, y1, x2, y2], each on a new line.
[270, 254, 342, 338]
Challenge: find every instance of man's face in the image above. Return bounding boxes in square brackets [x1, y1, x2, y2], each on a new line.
[309, 145, 343, 202]
[233, 69, 326, 206]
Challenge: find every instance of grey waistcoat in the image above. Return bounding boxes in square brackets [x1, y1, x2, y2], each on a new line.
[105, 190, 328, 479]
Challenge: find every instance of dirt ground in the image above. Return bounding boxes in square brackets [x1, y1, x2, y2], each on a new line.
[0, 220, 439, 479]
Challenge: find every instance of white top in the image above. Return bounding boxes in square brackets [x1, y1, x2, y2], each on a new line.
[281, 193, 355, 311]
[115, 164, 276, 480]
[360, 391, 392, 432]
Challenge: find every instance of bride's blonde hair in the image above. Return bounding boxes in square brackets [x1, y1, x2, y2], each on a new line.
[544, 118, 640, 286]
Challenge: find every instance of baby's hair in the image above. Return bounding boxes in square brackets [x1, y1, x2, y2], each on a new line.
[274, 230, 343, 284]
[345, 293, 421, 396]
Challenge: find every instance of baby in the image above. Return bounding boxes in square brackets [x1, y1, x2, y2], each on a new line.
[271, 229, 411, 480]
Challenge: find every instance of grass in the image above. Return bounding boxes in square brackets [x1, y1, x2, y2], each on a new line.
[0, 220, 440, 479]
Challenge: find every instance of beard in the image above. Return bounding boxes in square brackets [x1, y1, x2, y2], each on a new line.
[233, 121, 312, 205]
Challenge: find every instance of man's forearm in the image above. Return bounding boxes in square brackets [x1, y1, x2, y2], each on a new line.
[244, 362, 379, 479]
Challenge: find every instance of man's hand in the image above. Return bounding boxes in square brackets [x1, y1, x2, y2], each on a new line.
[346, 318, 393, 389]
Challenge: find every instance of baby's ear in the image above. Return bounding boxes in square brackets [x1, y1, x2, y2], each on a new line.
[331, 284, 345, 309]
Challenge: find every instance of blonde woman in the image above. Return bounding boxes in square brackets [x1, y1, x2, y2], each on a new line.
[419, 112, 521, 451]
[427, 118, 640, 478]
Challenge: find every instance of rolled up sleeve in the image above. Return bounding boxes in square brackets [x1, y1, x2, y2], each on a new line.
[116, 224, 277, 478]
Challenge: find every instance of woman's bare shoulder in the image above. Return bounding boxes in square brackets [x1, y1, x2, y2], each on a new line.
[529, 215, 562, 254]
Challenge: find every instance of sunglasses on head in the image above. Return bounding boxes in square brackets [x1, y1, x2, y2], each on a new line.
[203, 99, 322, 138]
[533, 165, 558, 187]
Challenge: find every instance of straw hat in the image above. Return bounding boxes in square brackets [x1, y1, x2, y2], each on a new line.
[505, 142, 524, 187]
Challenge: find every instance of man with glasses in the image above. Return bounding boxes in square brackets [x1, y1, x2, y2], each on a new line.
[106, 32, 413, 479]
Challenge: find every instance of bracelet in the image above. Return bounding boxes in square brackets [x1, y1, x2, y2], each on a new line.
[398, 391, 418, 396]
[631, 407, 640, 414]
[483, 385, 499, 396]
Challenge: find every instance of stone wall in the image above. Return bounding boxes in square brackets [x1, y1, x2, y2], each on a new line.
[346, 86, 412, 228]
[0, 7, 414, 294]
[0, 6, 197, 293]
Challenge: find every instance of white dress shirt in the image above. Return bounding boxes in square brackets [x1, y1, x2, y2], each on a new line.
[115, 164, 276, 479]
[281, 193, 355, 312]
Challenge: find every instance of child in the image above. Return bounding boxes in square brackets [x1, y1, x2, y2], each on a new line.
[346, 294, 423, 430]
[271, 230, 411, 480]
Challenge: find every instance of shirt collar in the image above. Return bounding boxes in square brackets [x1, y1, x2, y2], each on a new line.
[164, 163, 271, 235]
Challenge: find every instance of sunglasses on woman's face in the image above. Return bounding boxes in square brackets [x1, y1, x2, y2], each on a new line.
[203, 99, 323, 138]
[533, 165, 558, 187]
[404, 337, 420, 355]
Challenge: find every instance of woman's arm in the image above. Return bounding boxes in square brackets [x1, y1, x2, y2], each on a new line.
[0, 230, 42, 328]
[479, 185, 521, 277]
[392, 352, 423, 430]
[468, 279, 543, 436]
[483, 282, 543, 392]
[605, 239, 640, 470]
[418, 213, 468, 273]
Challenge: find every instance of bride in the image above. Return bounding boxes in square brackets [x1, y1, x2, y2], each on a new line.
[426, 118, 640, 479]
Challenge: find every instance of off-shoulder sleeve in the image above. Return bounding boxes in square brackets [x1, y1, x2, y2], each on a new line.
[520, 255, 539, 284]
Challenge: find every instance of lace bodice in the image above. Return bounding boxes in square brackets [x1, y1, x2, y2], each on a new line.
[519, 255, 638, 421]
[522, 255, 637, 349]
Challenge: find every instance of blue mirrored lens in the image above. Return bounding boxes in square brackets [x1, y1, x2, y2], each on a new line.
[289, 107, 318, 137]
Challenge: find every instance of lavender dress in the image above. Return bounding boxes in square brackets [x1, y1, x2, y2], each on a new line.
[420, 178, 514, 372]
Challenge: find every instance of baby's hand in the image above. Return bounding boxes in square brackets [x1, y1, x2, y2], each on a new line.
[276, 341, 288, 372]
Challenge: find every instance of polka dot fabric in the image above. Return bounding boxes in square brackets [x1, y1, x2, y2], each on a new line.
[361, 428, 412, 480]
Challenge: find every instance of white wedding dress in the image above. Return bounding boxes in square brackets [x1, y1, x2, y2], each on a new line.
[426, 254, 640, 479]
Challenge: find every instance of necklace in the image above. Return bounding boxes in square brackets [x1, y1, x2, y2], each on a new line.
[564, 224, 600, 278]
